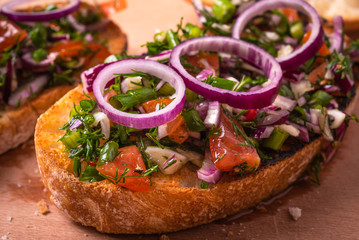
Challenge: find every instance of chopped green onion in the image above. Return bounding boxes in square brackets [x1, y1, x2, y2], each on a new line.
[158, 82, 175, 96]
[210, 77, 238, 90]
[212, 0, 236, 23]
[262, 128, 289, 151]
[60, 131, 81, 149]
[110, 87, 157, 111]
[185, 89, 198, 102]
[165, 30, 180, 49]
[73, 157, 81, 177]
[290, 21, 304, 40]
[182, 108, 206, 132]
[184, 23, 203, 39]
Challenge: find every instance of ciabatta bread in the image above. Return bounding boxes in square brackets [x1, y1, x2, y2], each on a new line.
[34, 85, 358, 234]
[0, 18, 126, 155]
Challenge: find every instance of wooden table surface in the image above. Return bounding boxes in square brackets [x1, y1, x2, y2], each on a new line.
[1, 1, 359, 239]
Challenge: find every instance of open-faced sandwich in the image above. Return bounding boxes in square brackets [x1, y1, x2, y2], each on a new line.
[35, 0, 359, 234]
[0, 0, 126, 154]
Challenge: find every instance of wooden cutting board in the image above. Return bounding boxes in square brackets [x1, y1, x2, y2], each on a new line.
[1, 1, 359, 239]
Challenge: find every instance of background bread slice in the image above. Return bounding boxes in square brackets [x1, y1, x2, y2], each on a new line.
[34, 85, 358, 234]
[0, 19, 127, 155]
[306, 0, 359, 31]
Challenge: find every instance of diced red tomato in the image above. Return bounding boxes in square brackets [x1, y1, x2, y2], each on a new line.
[302, 30, 331, 65]
[185, 52, 220, 76]
[209, 112, 260, 172]
[48, 40, 110, 67]
[0, 18, 27, 51]
[278, 8, 299, 22]
[242, 109, 257, 122]
[99, 0, 127, 16]
[307, 62, 326, 84]
[142, 98, 189, 144]
[142, 98, 173, 113]
[96, 145, 151, 192]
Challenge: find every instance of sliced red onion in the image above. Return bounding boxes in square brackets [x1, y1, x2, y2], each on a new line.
[69, 119, 82, 131]
[272, 95, 296, 111]
[157, 124, 168, 140]
[251, 126, 274, 139]
[327, 109, 346, 129]
[121, 76, 142, 93]
[196, 101, 209, 120]
[257, 109, 289, 126]
[283, 70, 305, 83]
[283, 36, 298, 46]
[285, 121, 310, 142]
[170, 36, 283, 109]
[196, 68, 215, 81]
[146, 50, 172, 62]
[1, 0, 80, 22]
[204, 101, 221, 128]
[81, 62, 112, 93]
[290, 79, 314, 99]
[49, 34, 70, 42]
[145, 147, 188, 175]
[331, 65, 354, 95]
[326, 99, 339, 110]
[279, 124, 300, 137]
[92, 59, 186, 129]
[329, 16, 344, 53]
[232, 0, 324, 71]
[322, 85, 341, 93]
[21, 52, 58, 72]
[93, 112, 110, 139]
[67, 14, 86, 33]
[197, 151, 222, 184]
[8, 74, 49, 107]
[297, 96, 306, 107]
[312, 108, 333, 141]
[3, 57, 15, 103]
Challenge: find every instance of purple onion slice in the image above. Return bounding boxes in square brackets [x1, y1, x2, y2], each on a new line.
[92, 59, 186, 129]
[170, 36, 282, 109]
[232, 0, 324, 71]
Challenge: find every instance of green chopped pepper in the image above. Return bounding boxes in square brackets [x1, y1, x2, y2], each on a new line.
[110, 87, 157, 111]
[212, 0, 236, 23]
[262, 128, 289, 151]
[182, 108, 206, 132]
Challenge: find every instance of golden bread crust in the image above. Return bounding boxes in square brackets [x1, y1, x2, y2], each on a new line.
[35, 85, 339, 234]
[0, 19, 127, 154]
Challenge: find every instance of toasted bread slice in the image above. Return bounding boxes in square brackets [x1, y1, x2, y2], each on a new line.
[306, 0, 359, 31]
[34, 85, 358, 234]
[0, 20, 126, 155]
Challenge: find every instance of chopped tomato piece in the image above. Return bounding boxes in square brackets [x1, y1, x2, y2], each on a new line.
[242, 109, 257, 122]
[0, 18, 27, 51]
[48, 40, 110, 67]
[142, 98, 173, 113]
[278, 8, 299, 22]
[307, 62, 326, 84]
[142, 98, 189, 144]
[209, 112, 260, 172]
[185, 52, 220, 76]
[99, 0, 127, 16]
[96, 145, 151, 192]
[302, 30, 331, 65]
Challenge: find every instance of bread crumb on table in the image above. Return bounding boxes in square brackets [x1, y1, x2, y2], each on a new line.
[37, 199, 50, 215]
[6, 216, 12, 222]
[288, 207, 302, 221]
[159, 234, 170, 240]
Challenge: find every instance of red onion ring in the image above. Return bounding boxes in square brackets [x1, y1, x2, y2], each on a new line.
[329, 16, 344, 53]
[1, 0, 80, 22]
[232, 0, 324, 71]
[169, 36, 283, 109]
[92, 59, 186, 129]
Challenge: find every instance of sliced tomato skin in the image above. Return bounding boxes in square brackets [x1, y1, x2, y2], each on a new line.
[96, 145, 151, 192]
[209, 112, 260, 172]
[0, 18, 27, 52]
[142, 98, 189, 144]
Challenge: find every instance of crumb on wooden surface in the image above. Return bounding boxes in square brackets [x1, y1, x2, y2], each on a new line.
[7, 216, 12, 222]
[37, 199, 50, 215]
[159, 234, 170, 240]
[288, 207, 302, 221]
